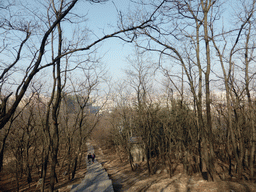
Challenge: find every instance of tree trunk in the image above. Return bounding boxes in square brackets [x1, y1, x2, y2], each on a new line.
[15, 161, 20, 192]
[49, 4, 62, 190]
[41, 152, 49, 192]
[71, 156, 78, 180]
[146, 146, 151, 175]
[202, 0, 214, 180]
[0, 137, 7, 172]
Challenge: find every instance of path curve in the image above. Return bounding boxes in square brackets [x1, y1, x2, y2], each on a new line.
[70, 142, 114, 192]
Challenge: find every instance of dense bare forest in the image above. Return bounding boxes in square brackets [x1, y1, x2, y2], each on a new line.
[0, 0, 256, 191]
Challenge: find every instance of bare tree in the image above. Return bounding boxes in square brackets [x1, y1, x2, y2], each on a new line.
[210, 0, 256, 179]
[124, 48, 157, 174]
[0, 0, 157, 134]
[68, 60, 107, 179]
[0, 0, 163, 190]
[122, 0, 219, 180]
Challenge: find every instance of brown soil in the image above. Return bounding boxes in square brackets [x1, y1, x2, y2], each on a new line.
[0, 152, 87, 192]
[1, 142, 256, 192]
[93, 142, 256, 192]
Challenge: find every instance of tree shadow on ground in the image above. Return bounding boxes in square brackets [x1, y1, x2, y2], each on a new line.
[227, 182, 251, 192]
[159, 173, 183, 192]
[136, 177, 164, 192]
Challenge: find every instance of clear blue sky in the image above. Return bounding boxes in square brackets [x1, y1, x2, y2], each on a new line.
[84, 0, 135, 81]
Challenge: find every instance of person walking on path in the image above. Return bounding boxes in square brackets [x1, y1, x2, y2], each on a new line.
[92, 153, 96, 163]
[71, 142, 114, 192]
[87, 153, 92, 164]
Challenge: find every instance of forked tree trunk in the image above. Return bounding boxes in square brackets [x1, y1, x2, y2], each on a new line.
[202, 0, 214, 180]
[49, 2, 62, 190]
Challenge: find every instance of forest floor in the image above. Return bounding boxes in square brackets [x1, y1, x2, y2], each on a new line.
[1, 141, 256, 192]
[0, 152, 87, 192]
[92, 141, 256, 192]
